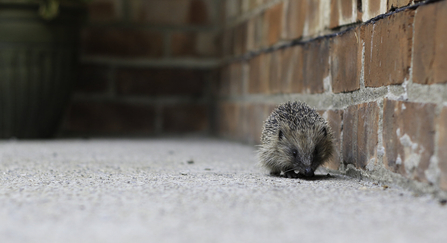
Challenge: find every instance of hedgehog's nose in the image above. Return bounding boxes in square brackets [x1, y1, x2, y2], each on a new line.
[304, 168, 314, 177]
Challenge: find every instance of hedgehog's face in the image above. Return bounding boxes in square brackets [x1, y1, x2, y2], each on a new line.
[276, 123, 333, 177]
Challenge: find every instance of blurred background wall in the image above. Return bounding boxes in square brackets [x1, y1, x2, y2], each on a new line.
[60, 0, 222, 137]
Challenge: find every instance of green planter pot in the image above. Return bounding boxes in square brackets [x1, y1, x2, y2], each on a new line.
[0, 2, 83, 138]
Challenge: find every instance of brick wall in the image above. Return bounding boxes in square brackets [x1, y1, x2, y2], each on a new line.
[61, 0, 220, 136]
[217, 0, 447, 193]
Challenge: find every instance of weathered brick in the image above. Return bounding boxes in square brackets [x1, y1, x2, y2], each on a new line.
[163, 104, 209, 133]
[170, 31, 217, 57]
[280, 46, 294, 93]
[87, 0, 122, 23]
[223, 28, 235, 57]
[81, 28, 163, 58]
[248, 54, 262, 94]
[343, 105, 357, 167]
[438, 107, 447, 190]
[301, 39, 328, 94]
[234, 22, 248, 56]
[130, 0, 212, 26]
[383, 99, 436, 183]
[116, 68, 207, 96]
[289, 45, 304, 93]
[225, 0, 240, 19]
[362, 0, 386, 21]
[387, 0, 411, 11]
[305, 0, 320, 36]
[65, 102, 155, 133]
[283, 0, 306, 39]
[218, 65, 230, 97]
[76, 65, 110, 93]
[413, 0, 447, 84]
[363, 10, 414, 87]
[249, 53, 271, 94]
[343, 102, 379, 169]
[261, 53, 272, 93]
[229, 62, 244, 95]
[325, 110, 343, 170]
[171, 32, 196, 57]
[331, 27, 361, 93]
[246, 103, 266, 144]
[330, 0, 339, 29]
[269, 50, 282, 94]
[330, 0, 357, 28]
[264, 2, 283, 46]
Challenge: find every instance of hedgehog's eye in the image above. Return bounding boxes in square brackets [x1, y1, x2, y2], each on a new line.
[278, 130, 283, 140]
[292, 149, 298, 158]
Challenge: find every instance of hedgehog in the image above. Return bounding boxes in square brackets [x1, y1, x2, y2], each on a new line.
[257, 101, 334, 178]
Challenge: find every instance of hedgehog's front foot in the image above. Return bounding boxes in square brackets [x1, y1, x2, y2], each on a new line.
[284, 170, 300, 178]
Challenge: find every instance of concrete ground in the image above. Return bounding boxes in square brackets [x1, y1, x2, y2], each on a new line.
[0, 138, 446, 243]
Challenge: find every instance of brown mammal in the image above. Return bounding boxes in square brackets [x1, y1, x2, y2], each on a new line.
[258, 101, 334, 178]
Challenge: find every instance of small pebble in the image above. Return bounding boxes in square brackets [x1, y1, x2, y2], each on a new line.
[187, 160, 194, 164]
[439, 199, 447, 206]
[204, 168, 211, 171]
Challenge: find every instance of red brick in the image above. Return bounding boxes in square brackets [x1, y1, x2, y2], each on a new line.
[196, 32, 219, 57]
[248, 54, 262, 94]
[413, 0, 447, 84]
[76, 65, 110, 93]
[189, 0, 211, 24]
[162, 104, 209, 133]
[170, 31, 217, 57]
[383, 99, 436, 182]
[438, 107, 447, 190]
[218, 102, 243, 140]
[305, 0, 320, 36]
[289, 45, 305, 93]
[87, 0, 122, 23]
[229, 62, 244, 95]
[325, 110, 343, 170]
[81, 28, 163, 58]
[65, 102, 155, 134]
[269, 50, 282, 94]
[301, 39, 328, 94]
[387, 0, 411, 10]
[261, 53, 272, 93]
[234, 22, 248, 56]
[280, 47, 294, 93]
[248, 53, 271, 94]
[223, 28, 235, 57]
[225, 0, 240, 19]
[253, 13, 265, 49]
[115, 68, 208, 96]
[330, 0, 339, 29]
[244, 104, 266, 144]
[330, 0, 358, 28]
[129, 0, 212, 26]
[343, 102, 379, 169]
[362, 0, 386, 21]
[363, 10, 414, 87]
[331, 27, 361, 93]
[264, 2, 283, 46]
[283, 0, 306, 39]
[171, 32, 196, 57]
[218, 65, 231, 97]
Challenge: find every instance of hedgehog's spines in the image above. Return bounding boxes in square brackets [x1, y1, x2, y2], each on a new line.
[258, 101, 334, 176]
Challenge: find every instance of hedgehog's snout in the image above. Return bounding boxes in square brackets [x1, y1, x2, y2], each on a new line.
[303, 168, 314, 177]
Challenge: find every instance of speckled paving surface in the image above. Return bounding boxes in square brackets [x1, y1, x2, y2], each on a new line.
[0, 138, 446, 243]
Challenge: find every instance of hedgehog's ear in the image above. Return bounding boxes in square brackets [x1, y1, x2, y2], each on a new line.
[278, 130, 283, 140]
[322, 127, 327, 137]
